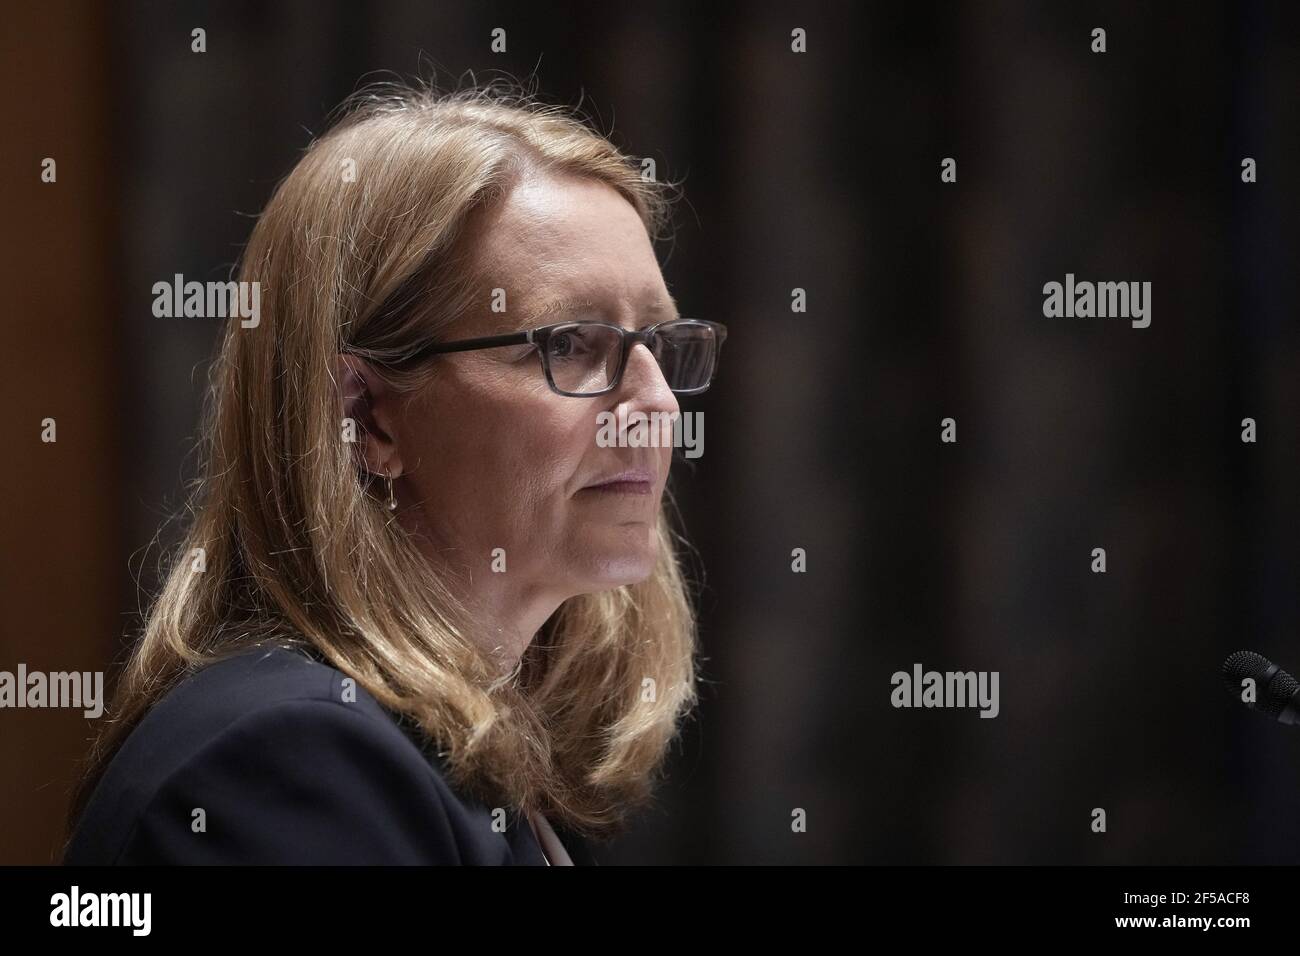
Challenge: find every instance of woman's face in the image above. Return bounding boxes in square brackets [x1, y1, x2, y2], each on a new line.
[391, 171, 680, 613]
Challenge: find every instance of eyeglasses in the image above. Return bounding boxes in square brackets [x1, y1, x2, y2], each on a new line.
[393, 318, 728, 397]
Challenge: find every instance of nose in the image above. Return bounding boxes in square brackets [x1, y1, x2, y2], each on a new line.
[614, 340, 680, 421]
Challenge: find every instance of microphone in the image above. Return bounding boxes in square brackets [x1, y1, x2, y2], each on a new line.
[1222, 650, 1300, 726]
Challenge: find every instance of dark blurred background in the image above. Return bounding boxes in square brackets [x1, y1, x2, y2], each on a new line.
[4, 0, 1300, 864]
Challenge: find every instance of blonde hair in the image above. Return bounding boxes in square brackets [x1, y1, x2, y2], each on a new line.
[68, 77, 699, 844]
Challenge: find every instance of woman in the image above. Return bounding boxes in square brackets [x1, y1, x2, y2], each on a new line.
[62, 80, 726, 865]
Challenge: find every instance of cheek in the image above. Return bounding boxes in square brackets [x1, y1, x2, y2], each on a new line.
[404, 376, 596, 522]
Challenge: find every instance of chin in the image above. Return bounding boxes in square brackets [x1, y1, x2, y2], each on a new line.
[570, 525, 660, 588]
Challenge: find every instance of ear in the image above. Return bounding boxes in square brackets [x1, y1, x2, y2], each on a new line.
[335, 353, 404, 478]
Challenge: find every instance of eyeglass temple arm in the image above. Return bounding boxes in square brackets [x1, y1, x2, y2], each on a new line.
[394, 329, 535, 364]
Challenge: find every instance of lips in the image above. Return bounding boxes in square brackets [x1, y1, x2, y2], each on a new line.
[581, 468, 656, 494]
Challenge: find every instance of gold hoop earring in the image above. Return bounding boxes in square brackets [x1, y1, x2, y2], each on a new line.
[385, 465, 397, 512]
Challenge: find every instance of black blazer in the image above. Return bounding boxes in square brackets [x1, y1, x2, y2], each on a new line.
[64, 644, 597, 865]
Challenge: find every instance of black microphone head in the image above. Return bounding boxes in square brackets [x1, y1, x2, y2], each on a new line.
[1222, 650, 1299, 718]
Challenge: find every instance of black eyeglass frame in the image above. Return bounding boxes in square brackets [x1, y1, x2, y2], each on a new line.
[381, 318, 728, 397]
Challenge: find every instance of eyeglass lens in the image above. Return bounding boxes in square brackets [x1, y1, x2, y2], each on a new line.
[544, 323, 719, 394]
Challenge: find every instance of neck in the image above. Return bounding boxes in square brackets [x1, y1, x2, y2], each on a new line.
[456, 570, 566, 674]
[401, 515, 567, 672]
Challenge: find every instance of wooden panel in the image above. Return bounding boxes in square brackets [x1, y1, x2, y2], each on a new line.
[0, 0, 120, 864]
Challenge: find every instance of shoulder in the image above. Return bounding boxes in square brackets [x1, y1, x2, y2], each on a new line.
[64, 644, 546, 865]
[119, 641, 400, 755]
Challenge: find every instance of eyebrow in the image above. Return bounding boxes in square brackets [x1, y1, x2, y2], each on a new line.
[523, 296, 599, 324]
[521, 290, 681, 327]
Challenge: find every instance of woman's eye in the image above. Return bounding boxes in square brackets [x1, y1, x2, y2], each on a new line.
[548, 334, 575, 358]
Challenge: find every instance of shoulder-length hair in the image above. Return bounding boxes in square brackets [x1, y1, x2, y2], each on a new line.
[68, 77, 700, 843]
